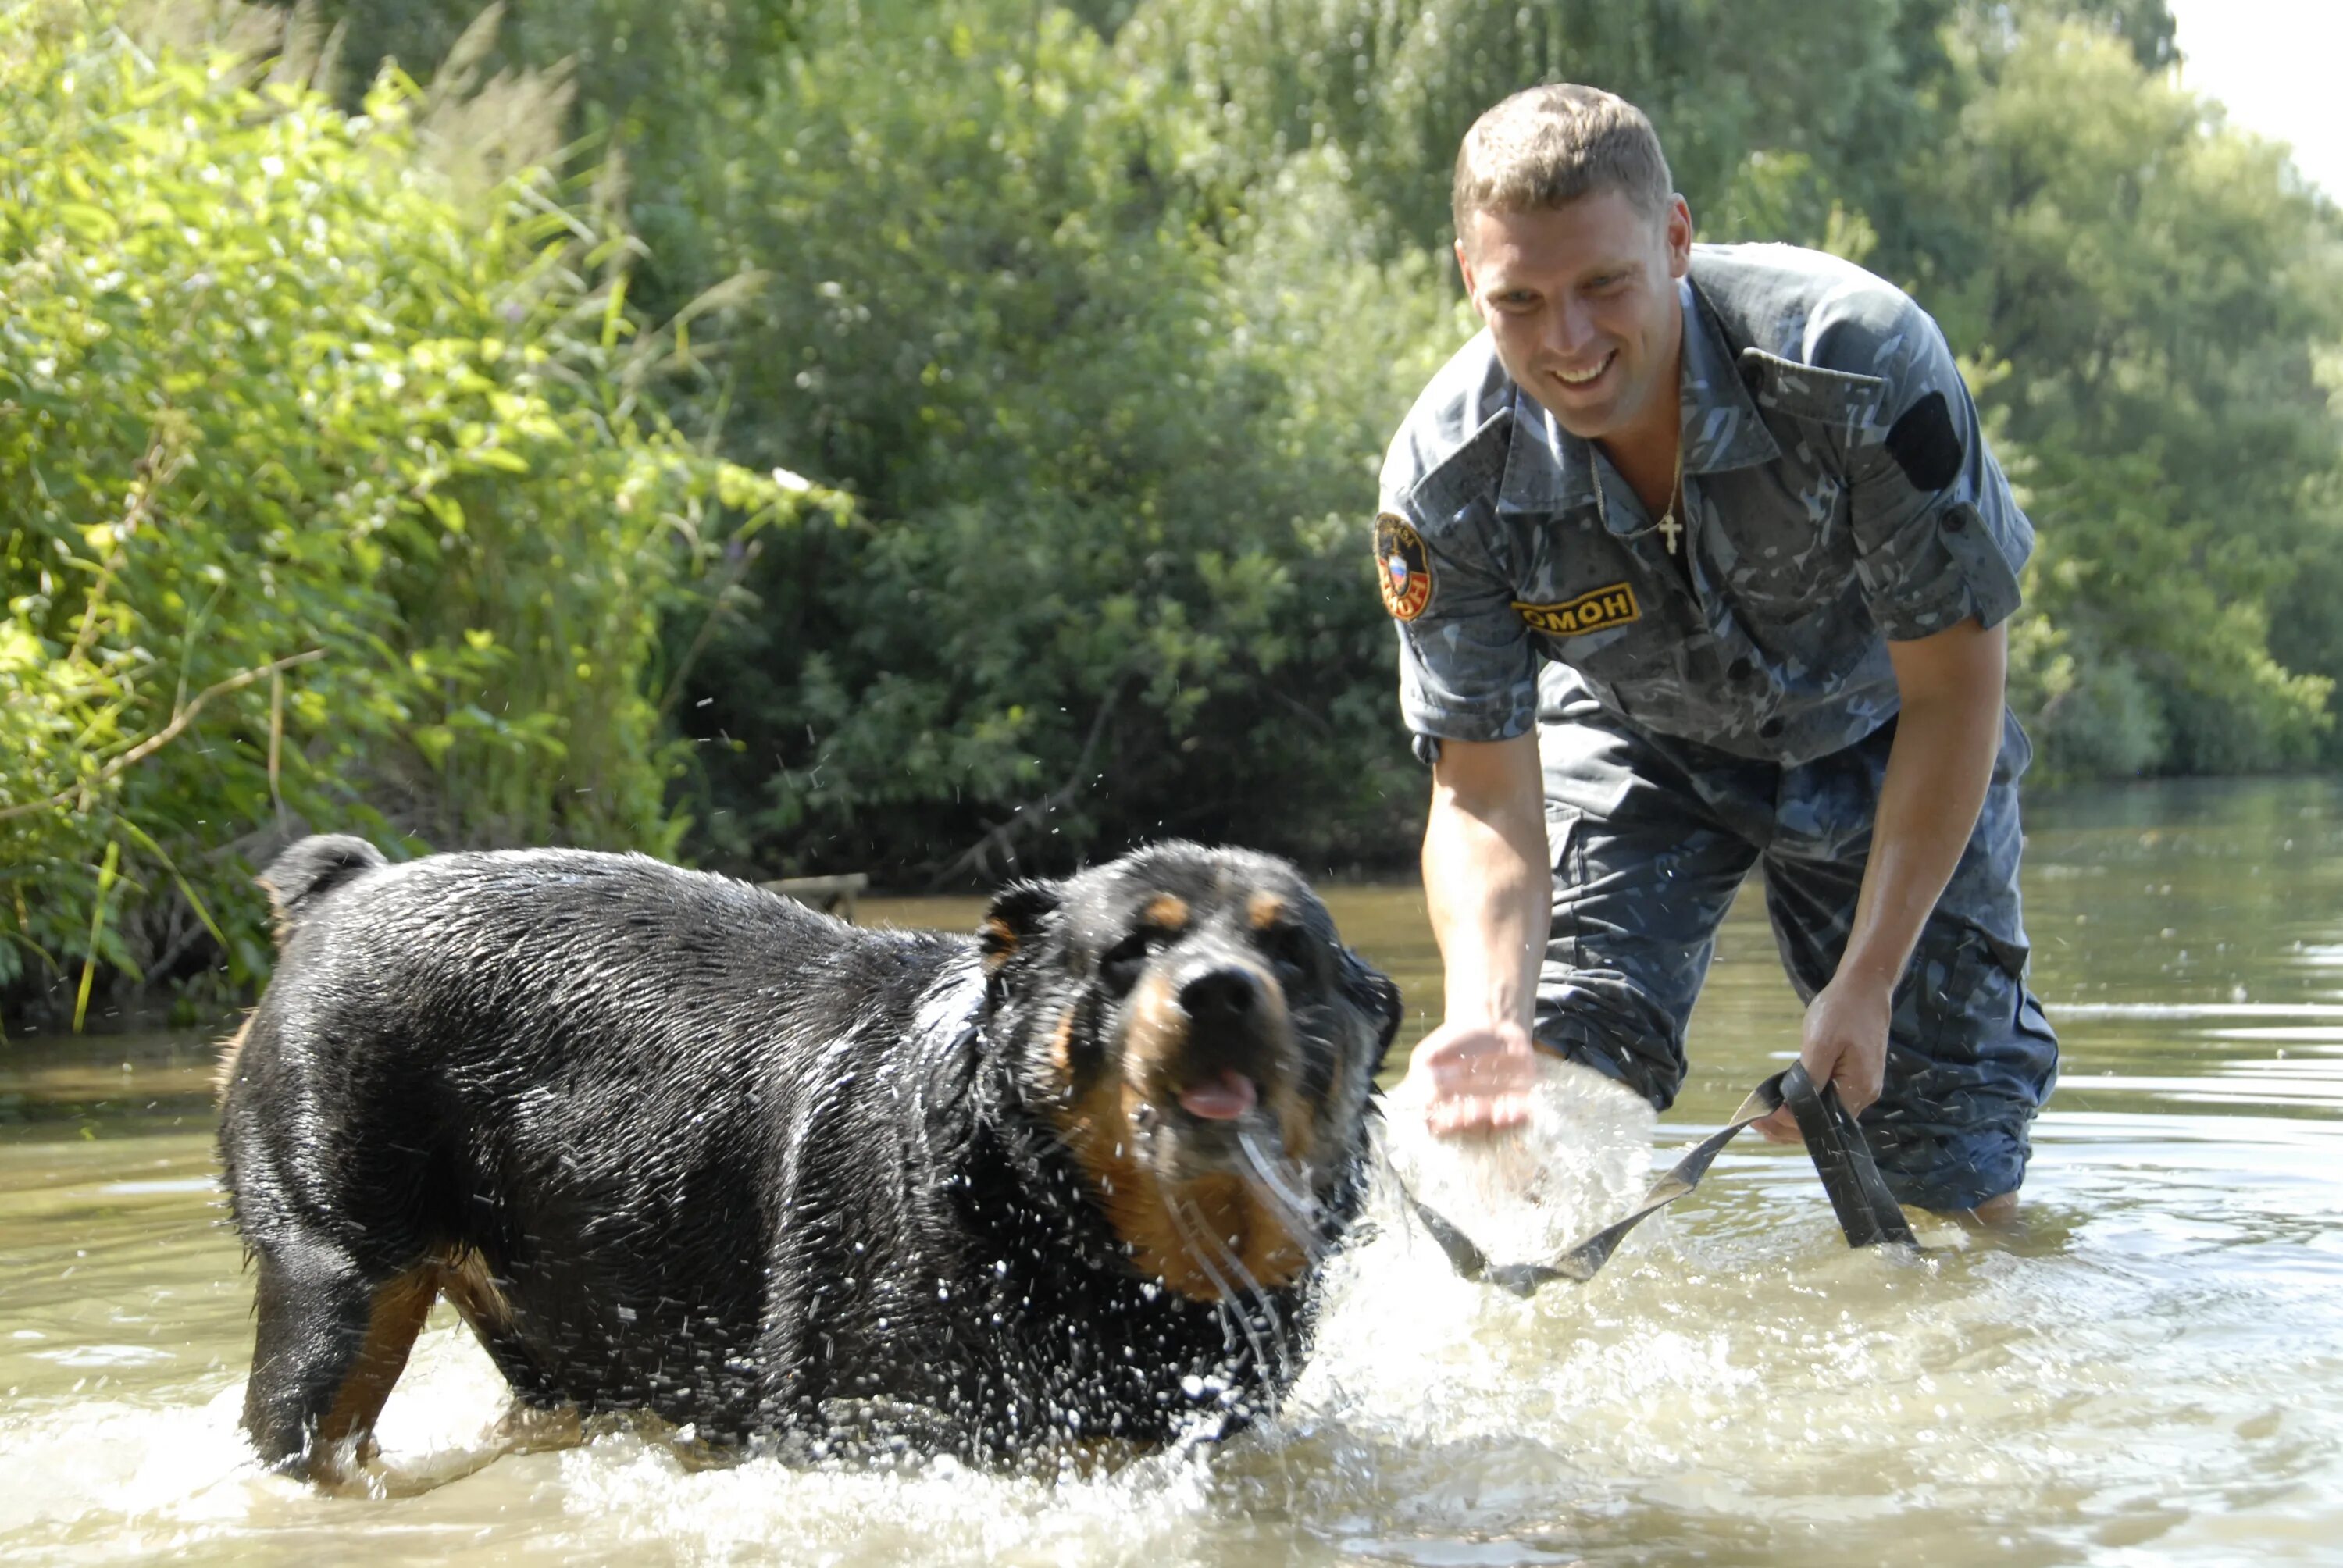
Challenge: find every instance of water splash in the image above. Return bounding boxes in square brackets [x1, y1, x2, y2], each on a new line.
[1376, 1053, 1658, 1266]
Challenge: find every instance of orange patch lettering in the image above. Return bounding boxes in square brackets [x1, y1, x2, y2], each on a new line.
[1513, 583, 1639, 637]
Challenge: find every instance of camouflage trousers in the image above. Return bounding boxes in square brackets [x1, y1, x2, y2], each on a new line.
[1532, 677, 2060, 1212]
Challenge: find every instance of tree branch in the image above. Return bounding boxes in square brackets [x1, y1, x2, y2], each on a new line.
[924, 673, 1135, 889]
[0, 649, 327, 824]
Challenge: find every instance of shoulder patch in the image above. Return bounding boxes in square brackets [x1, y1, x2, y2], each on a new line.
[1739, 347, 1887, 429]
[1884, 390, 1963, 492]
[1512, 583, 1639, 637]
[1375, 514, 1432, 621]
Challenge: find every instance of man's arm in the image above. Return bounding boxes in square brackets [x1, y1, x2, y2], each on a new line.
[1755, 615, 2006, 1140]
[1402, 732, 1550, 1134]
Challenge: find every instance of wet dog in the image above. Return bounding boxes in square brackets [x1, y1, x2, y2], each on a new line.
[216, 836, 1400, 1479]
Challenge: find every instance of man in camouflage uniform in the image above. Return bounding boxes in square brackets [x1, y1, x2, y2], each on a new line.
[1382, 84, 2056, 1217]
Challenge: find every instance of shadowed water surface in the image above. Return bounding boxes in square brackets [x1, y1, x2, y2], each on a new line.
[2, 777, 2339, 1563]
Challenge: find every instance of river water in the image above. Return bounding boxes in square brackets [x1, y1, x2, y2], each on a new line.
[3, 777, 2339, 1563]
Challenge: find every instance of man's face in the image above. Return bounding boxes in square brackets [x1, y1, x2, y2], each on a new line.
[1455, 189, 1692, 444]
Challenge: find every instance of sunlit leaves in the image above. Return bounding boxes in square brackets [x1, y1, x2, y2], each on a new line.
[0, 4, 835, 1023]
[664, 0, 1448, 878]
[1935, 20, 2343, 775]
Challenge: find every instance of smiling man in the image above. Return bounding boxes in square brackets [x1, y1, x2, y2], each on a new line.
[1378, 85, 2058, 1219]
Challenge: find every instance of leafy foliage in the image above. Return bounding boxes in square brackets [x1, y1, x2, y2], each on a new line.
[653, 0, 1460, 878]
[0, 6, 823, 1023]
[1929, 20, 2343, 775]
[1116, 0, 1962, 264]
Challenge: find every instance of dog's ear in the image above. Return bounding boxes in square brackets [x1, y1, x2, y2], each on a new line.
[1340, 947, 1404, 1071]
[979, 879, 1063, 974]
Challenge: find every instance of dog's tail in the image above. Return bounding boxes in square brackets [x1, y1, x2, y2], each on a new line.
[258, 834, 387, 935]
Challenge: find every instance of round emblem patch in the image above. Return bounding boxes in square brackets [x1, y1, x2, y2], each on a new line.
[1375, 513, 1432, 622]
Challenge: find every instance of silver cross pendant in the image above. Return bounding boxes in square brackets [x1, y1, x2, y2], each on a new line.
[1657, 511, 1682, 555]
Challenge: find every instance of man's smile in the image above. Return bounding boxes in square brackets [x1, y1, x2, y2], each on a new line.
[1549, 350, 1617, 390]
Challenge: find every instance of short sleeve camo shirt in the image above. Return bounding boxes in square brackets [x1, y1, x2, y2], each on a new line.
[1378, 243, 2032, 766]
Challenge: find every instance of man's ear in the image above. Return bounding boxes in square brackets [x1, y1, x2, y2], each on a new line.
[1453, 233, 1481, 305]
[1664, 192, 1694, 279]
[979, 880, 1063, 974]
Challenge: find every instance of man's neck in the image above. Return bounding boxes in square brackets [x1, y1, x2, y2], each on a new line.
[1596, 298, 1687, 518]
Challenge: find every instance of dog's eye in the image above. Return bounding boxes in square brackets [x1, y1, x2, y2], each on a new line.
[1263, 925, 1318, 989]
[1099, 932, 1155, 996]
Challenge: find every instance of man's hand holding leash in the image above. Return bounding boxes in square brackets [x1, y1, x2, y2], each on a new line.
[1754, 617, 2007, 1145]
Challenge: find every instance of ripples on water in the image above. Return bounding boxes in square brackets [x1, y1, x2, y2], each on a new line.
[2, 779, 2340, 1564]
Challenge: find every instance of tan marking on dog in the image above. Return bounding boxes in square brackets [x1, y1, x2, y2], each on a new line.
[1047, 1009, 1079, 1094]
[1164, 1171, 1308, 1295]
[257, 871, 306, 947]
[980, 915, 1021, 971]
[1057, 1078, 1308, 1301]
[437, 1247, 515, 1338]
[316, 1266, 439, 1457]
[1043, 971, 1309, 1301]
[1263, 1069, 1320, 1169]
[212, 1014, 254, 1104]
[1142, 894, 1189, 932]
[1123, 968, 1186, 1085]
[1245, 891, 1288, 932]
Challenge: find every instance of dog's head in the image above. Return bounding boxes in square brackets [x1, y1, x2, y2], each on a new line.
[979, 842, 1402, 1302]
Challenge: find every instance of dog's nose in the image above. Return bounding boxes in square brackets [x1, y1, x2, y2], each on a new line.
[1178, 965, 1261, 1025]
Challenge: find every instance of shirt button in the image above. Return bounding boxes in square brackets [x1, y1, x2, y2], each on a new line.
[1759, 717, 1785, 739]
[1728, 657, 1753, 682]
[1942, 507, 1970, 533]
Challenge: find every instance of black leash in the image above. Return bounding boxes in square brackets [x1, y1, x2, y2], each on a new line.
[1395, 1064, 1918, 1297]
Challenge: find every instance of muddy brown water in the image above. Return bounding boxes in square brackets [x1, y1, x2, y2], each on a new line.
[3, 777, 2341, 1563]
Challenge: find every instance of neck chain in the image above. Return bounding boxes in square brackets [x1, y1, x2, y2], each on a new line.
[1655, 438, 1687, 556]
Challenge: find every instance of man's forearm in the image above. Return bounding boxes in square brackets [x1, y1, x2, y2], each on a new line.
[1839, 625, 2006, 989]
[1423, 736, 1550, 1030]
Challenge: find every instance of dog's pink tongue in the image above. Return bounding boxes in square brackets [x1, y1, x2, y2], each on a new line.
[1176, 1069, 1257, 1121]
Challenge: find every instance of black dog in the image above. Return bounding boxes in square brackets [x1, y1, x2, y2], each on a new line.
[216, 836, 1400, 1478]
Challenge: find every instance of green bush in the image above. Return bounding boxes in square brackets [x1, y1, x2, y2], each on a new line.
[0, 5, 824, 1027]
[1928, 21, 2341, 772]
[661, 0, 1456, 882]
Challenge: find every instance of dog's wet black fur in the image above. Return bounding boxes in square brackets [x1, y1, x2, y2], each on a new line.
[216, 836, 1400, 1478]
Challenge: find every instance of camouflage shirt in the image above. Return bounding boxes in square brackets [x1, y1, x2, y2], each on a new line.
[1378, 242, 2031, 765]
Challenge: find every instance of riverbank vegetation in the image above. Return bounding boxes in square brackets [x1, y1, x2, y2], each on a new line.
[5, 0, 2339, 1024]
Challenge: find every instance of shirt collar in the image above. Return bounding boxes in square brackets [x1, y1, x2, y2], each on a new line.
[1496, 277, 1781, 518]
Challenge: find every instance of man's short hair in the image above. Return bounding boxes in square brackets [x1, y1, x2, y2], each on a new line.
[1451, 85, 1674, 244]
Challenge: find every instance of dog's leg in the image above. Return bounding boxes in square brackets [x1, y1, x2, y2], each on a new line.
[242, 1235, 437, 1477]
[437, 1247, 569, 1412]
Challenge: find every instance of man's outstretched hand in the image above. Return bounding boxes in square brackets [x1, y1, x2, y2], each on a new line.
[1400, 1017, 1541, 1136]
[1754, 972, 1892, 1143]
